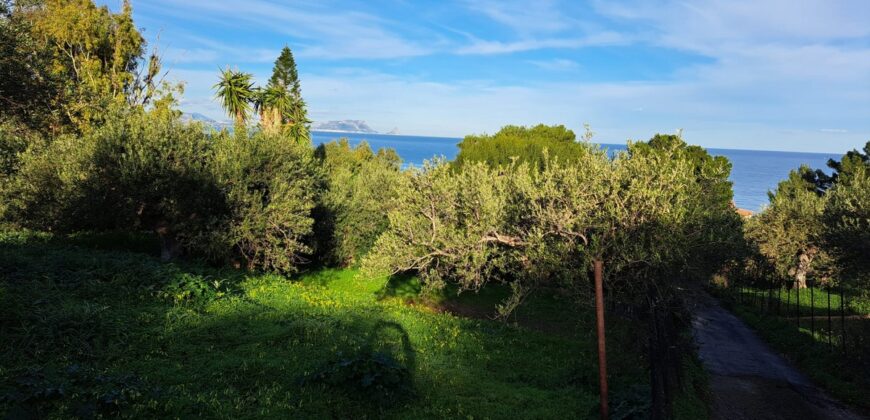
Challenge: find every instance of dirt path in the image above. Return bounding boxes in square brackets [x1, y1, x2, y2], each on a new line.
[688, 292, 863, 420]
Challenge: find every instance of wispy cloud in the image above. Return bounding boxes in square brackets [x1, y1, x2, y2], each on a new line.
[528, 58, 579, 71]
[141, 0, 435, 59]
[462, 0, 578, 34]
[457, 32, 628, 54]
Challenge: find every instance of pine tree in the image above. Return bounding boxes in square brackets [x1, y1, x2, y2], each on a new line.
[266, 45, 309, 142]
[269, 46, 301, 99]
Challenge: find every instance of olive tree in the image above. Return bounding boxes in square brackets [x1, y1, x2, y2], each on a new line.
[313, 139, 404, 266]
[745, 167, 829, 288]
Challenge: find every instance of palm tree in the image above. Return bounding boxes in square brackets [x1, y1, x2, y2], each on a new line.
[214, 67, 255, 128]
[254, 83, 292, 133]
[287, 97, 311, 144]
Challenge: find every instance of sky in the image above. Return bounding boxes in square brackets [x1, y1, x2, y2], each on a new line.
[102, 0, 870, 153]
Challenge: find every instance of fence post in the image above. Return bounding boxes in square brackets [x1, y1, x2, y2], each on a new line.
[827, 286, 832, 350]
[796, 283, 801, 330]
[787, 287, 791, 323]
[810, 283, 815, 339]
[777, 286, 782, 316]
[594, 260, 608, 420]
[840, 285, 847, 357]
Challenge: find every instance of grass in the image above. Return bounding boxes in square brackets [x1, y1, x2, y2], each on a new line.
[716, 288, 870, 413]
[0, 229, 663, 418]
[731, 286, 870, 317]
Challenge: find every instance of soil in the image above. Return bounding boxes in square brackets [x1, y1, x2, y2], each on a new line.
[688, 291, 864, 420]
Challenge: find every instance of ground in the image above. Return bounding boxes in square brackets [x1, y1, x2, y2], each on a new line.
[1, 230, 670, 419]
[688, 291, 862, 420]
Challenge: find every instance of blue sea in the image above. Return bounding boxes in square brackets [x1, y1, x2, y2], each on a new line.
[311, 131, 840, 211]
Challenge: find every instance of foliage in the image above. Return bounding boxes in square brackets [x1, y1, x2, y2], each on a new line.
[748, 140, 870, 291]
[314, 139, 404, 266]
[3, 106, 220, 245]
[802, 140, 870, 193]
[367, 134, 741, 311]
[745, 167, 830, 288]
[301, 351, 414, 407]
[214, 67, 255, 128]
[821, 151, 870, 287]
[454, 124, 593, 169]
[218, 46, 311, 142]
[1, 365, 159, 419]
[2, 108, 319, 273]
[203, 130, 319, 272]
[0, 1, 59, 132]
[269, 46, 302, 99]
[3, 0, 162, 133]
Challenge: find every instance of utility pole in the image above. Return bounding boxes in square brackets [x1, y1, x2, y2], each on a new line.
[594, 259, 608, 419]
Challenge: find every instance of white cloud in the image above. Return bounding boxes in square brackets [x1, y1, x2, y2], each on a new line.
[528, 58, 579, 71]
[141, 0, 434, 59]
[462, 0, 577, 34]
[456, 32, 628, 54]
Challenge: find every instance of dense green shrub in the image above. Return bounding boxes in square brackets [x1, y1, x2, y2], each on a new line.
[313, 139, 404, 266]
[203, 130, 319, 272]
[453, 124, 592, 169]
[3, 107, 221, 254]
[2, 108, 320, 273]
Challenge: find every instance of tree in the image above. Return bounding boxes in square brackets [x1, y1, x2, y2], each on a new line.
[821, 151, 870, 286]
[269, 46, 301, 100]
[313, 139, 403, 265]
[803, 140, 870, 194]
[1, 0, 162, 134]
[254, 84, 292, 133]
[454, 124, 590, 169]
[746, 167, 830, 289]
[214, 68, 255, 128]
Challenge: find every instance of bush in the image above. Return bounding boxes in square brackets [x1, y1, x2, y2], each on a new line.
[3, 109, 320, 273]
[202, 130, 319, 272]
[313, 139, 404, 266]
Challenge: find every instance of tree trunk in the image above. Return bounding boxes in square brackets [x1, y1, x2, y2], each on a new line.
[155, 221, 181, 261]
[793, 251, 813, 289]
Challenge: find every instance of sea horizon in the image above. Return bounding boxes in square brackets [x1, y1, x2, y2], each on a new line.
[311, 130, 842, 212]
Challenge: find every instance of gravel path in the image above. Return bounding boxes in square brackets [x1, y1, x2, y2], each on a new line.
[689, 292, 864, 420]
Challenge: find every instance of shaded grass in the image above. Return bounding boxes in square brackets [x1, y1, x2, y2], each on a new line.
[1, 230, 653, 418]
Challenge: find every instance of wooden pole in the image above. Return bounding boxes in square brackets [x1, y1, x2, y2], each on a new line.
[594, 260, 608, 420]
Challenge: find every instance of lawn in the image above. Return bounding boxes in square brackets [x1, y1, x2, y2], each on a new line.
[0, 230, 669, 419]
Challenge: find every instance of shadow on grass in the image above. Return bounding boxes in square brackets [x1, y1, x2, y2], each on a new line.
[0, 231, 650, 418]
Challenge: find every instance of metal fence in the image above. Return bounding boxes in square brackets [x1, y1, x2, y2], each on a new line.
[724, 281, 868, 372]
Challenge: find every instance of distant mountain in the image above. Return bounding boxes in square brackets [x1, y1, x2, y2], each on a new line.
[181, 112, 232, 130]
[313, 120, 378, 134]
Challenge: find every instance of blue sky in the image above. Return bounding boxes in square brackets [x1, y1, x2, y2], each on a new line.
[104, 0, 869, 153]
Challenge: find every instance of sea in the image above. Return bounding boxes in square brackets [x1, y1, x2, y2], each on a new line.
[311, 131, 841, 212]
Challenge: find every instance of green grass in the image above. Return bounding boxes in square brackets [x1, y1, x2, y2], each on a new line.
[731, 286, 869, 316]
[718, 293, 870, 412]
[0, 230, 657, 418]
